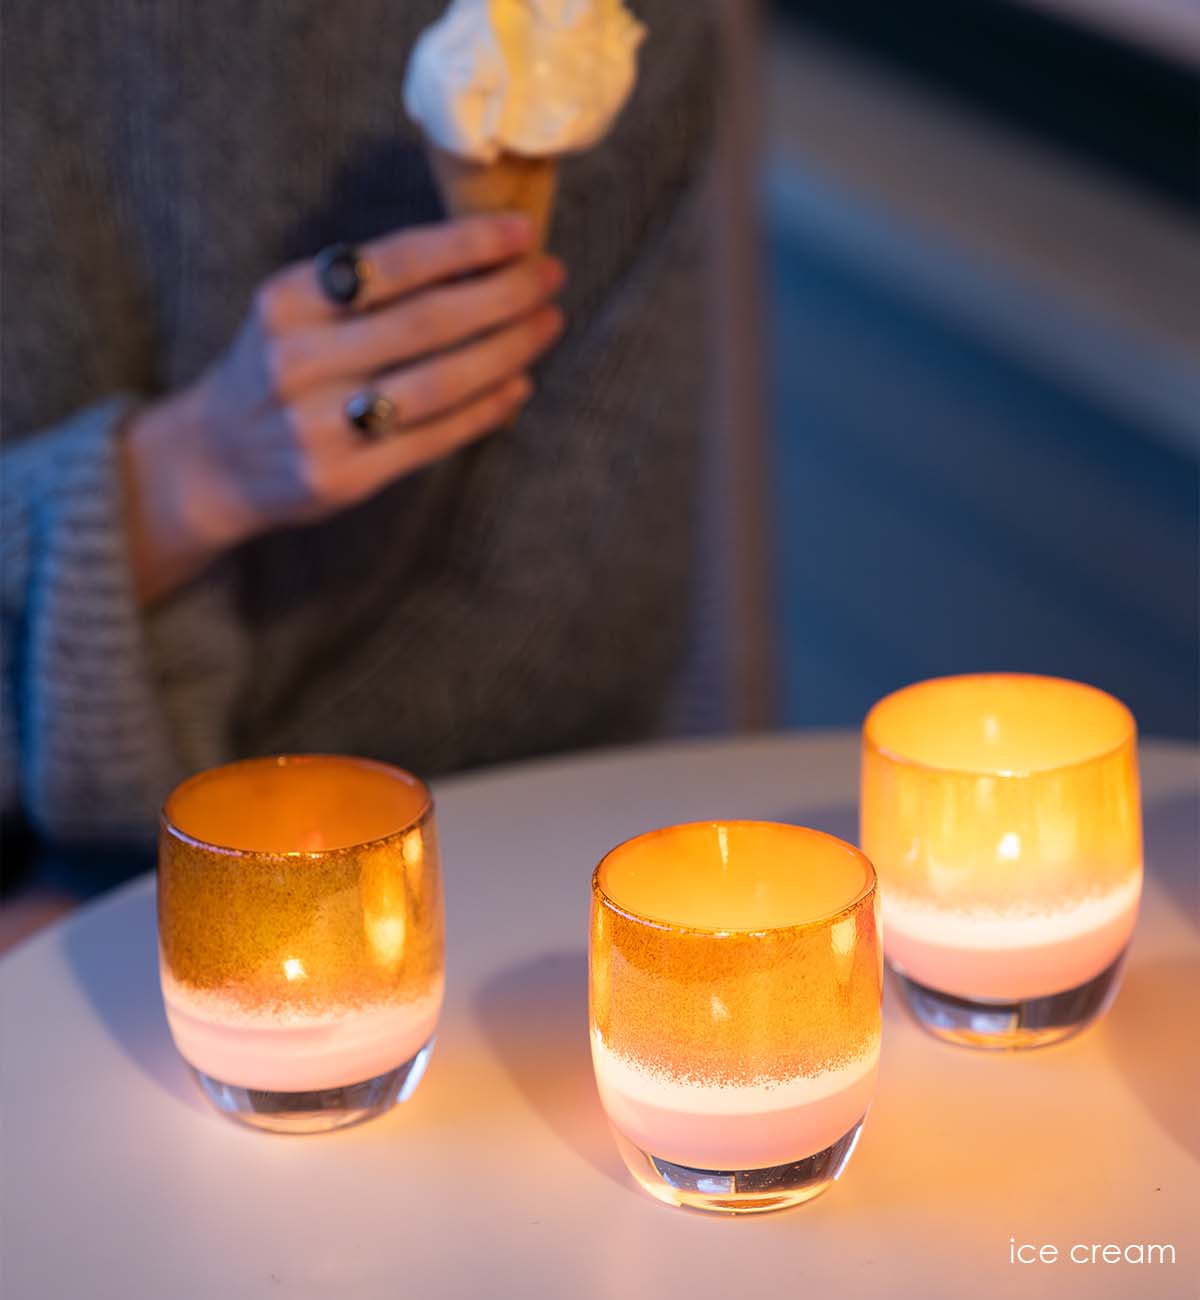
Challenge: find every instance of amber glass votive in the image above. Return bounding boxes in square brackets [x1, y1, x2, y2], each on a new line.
[159, 756, 444, 1133]
[590, 822, 881, 1214]
[862, 674, 1142, 1049]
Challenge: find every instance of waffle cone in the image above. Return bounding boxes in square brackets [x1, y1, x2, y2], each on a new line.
[430, 148, 559, 250]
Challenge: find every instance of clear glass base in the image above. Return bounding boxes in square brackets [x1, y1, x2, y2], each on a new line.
[892, 951, 1128, 1050]
[192, 1037, 435, 1134]
[610, 1118, 866, 1214]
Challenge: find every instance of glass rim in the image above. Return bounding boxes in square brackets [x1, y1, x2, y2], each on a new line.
[862, 672, 1137, 779]
[160, 753, 433, 859]
[591, 819, 878, 937]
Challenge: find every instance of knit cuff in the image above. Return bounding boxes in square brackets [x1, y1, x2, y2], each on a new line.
[7, 398, 190, 841]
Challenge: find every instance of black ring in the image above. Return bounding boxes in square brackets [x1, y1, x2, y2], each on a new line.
[345, 391, 397, 440]
[316, 242, 367, 307]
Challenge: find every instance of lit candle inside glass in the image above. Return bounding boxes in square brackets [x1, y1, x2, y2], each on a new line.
[158, 755, 445, 1132]
[590, 821, 881, 1213]
[861, 674, 1142, 1048]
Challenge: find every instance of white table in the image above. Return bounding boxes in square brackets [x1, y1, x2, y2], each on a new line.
[2, 733, 1197, 1300]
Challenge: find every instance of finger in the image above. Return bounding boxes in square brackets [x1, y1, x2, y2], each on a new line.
[337, 375, 534, 501]
[275, 255, 565, 392]
[258, 214, 537, 328]
[315, 305, 563, 437]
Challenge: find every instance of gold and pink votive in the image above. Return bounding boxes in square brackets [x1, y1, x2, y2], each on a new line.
[590, 821, 882, 1214]
[861, 673, 1142, 1049]
[158, 755, 444, 1132]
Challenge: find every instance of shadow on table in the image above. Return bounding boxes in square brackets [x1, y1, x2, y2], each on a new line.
[1144, 788, 1199, 932]
[61, 886, 206, 1114]
[473, 950, 627, 1189]
[1104, 954, 1200, 1163]
[1115, 787, 1200, 1158]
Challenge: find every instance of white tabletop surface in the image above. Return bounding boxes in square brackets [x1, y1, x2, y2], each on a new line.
[2, 732, 1197, 1300]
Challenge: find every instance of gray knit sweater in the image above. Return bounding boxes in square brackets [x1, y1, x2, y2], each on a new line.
[1, 2, 715, 845]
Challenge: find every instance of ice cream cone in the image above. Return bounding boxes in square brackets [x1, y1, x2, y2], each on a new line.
[429, 148, 559, 250]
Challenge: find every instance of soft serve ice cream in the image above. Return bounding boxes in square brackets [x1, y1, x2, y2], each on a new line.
[404, 0, 646, 244]
[404, 0, 645, 162]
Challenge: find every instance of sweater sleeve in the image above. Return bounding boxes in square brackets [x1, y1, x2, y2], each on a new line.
[1, 398, 247, 842]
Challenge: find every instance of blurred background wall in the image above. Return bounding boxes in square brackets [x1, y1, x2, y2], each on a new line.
[751, 0, 1199, 740]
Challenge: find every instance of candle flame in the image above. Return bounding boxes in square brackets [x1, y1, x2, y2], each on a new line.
[831, 914, 858, 983]
[997, 832, 1021, 862]
[365, 912, 407, 966]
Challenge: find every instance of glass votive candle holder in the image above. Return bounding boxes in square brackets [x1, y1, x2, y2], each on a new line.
[158, 755, 445, 1133]
[589, 821, 881, 1214]
[861, 673, 1142, 1050]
